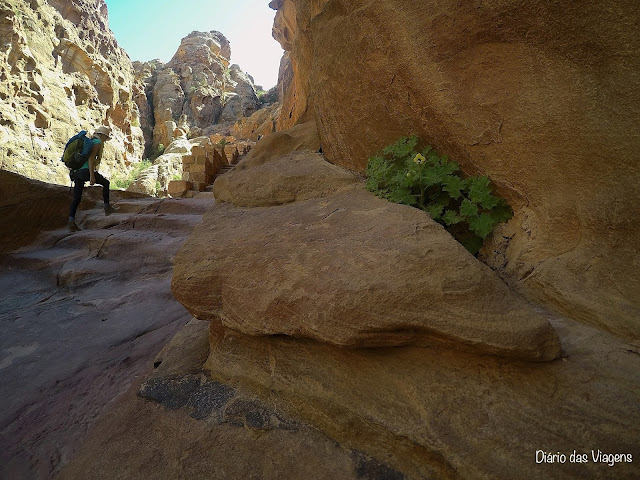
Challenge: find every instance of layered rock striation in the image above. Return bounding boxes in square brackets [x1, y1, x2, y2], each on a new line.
[268, 0, 640, 342]
[0, 0, 145, 185]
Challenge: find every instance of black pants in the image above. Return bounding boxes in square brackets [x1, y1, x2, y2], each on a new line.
[69, 168, 110, 218]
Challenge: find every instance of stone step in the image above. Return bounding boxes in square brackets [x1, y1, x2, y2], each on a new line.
[1, 247, 82, 272]
[55, 256, 169, 288]
[140, 198, 213, 216]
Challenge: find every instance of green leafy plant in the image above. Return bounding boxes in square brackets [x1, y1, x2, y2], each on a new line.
[365, 136, 513, 254]
[111, 159, 153, 190]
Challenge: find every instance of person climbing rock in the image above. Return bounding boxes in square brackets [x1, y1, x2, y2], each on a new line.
[68, 126, 118, 232]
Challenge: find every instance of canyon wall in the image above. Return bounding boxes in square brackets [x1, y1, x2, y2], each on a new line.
[0, 0, 145, 185]
[134, 31, 262, 155]
[269, 0, 640, 340]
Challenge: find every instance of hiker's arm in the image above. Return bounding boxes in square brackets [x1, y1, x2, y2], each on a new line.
[88, 143, 100, 185]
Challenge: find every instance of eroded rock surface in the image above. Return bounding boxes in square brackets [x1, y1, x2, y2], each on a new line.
[0, 0, 145, 184]
[212, 150, 359, 206]
[181, 122, 559, 360]
[268, 0, 640, 343]
[235, 120, 320, 170]
[57, 321, 405, 480]
[174, 187, 560, 360]
[204, 320, 640, 480]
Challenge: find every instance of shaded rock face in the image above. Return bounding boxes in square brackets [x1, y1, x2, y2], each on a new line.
[0, 0, 145, 185]
[269, 0, 640, 341]
[0, 169, 99, 253]
[58, 320, 404, 480]
[134, 31, 261, 151]
[204, 322, 640, 480]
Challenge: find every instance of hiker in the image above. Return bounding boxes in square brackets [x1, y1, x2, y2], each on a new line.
[68, 126, 117, 232]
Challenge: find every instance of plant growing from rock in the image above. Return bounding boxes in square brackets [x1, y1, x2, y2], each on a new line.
[365, 136, 513, 254]
[111, 159, 153, 190]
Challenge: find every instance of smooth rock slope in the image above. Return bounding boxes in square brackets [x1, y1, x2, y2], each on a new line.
[0, 173, 211, 479]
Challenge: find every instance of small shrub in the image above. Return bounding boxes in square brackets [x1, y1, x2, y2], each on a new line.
[111, 159, 152, 190]
[365, 136, 513, 254]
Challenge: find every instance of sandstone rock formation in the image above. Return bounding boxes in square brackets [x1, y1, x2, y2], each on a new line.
[204, 318, 640, 480]
[235, 120, 320, 170]
[57, 320, 405, 480]
[166, 123, 638, 478]
[212, 150, 358, 206]
[268, 0, 640, 342]
[174, 188, 560, 360]
[175, 124, 561, 361]
[231, 102, 281, 141]
[134, 31, 262, 152]
[0, 0, 145, 185]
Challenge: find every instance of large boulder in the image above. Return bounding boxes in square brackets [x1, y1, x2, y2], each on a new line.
[236, 120, 321, 170]
[213, 150, 358, 207]
[175, 163, 560, 361]
[269, 0, 640, 341]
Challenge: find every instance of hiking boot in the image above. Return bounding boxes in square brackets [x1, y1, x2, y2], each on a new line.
[104, 205, 119, 216]
[68, 221, 81, 232]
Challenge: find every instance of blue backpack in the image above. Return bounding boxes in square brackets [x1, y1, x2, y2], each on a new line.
[62, 131, 90, 170]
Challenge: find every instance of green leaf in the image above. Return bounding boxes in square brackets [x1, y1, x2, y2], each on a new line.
[468, 213, 496, 238]
[388, 188, 416, 206]
[442, 175, 464, 199]
[442, 209, 463, 225]
[489, 201, 513, 224]
[365, 177, 379, 192]
[382, 136, 418, 162]
[480, 194, 500, 210]
[459, 199, 478, 218]
[466, 176, 492, 205]
[426, 203, 445, 220]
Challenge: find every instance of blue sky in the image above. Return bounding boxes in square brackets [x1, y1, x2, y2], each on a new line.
[103, 0, 284, 88]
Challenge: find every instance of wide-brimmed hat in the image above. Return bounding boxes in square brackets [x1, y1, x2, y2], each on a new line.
[94, 125, 111, 139]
